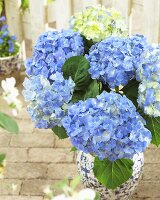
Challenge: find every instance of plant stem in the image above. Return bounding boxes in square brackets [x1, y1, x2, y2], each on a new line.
[115, 87, 119, 93]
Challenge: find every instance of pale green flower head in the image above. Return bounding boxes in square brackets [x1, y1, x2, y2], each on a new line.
[70, 5, 128, 42]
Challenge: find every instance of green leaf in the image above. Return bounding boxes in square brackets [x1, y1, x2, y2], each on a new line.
[0, 154, 5, 165]
[122, 79, 139, 107]
[20, 0, 29, 11]
[0, 112, 19, 134]
[81, 35, 94, 54]
[142, 114, 160, 146]
[53, 178, 69, 190]
[62, 56, 92, 91]
[94, 192, 101, 200]
[52, 126, 68, 139]
[70, 176, 81, 190]
[93, 157, 133, 190]
[70, 147, 77, 152]
[71, 80, 100, 103]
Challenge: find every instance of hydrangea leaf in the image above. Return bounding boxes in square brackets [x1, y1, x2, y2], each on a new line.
[142, 115, 160, 146]
[0, 154, 5, 165]
[70, 176, 81, 190]
[94, 192, 101, 200]
[0, 112, 19, 134]
[70, 147, 77, 152]
[62, 55, 92, 91]
[71, 80, 100, 103]
[81, 35, 94, 54]
[93, 157, 133, 190]
[52, 126, 68, 139]
[122, 79, 139, 107]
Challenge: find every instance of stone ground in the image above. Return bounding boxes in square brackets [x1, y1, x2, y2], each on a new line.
[0, 74, 160, 200]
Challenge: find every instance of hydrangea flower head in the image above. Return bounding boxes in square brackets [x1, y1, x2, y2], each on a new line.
[136, 45, 160, 83]
[70, 5, 128, 42]
[23, 72, 75, 129]
[63, 91, 151, 161]
[137, 46, 160, 117]
[25, 29, 84, 80]
[87, 35, 148, 88]
[138, 81, 160, 117]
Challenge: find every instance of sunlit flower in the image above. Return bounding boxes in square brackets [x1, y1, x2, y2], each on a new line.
[63, 91, 151, 161]
[70, 5, 128, 42]
[23, 73, 75, 129]
[25, 29, 84, 81]
[1, 77, 22, 116]
[86, 35, 148, 88]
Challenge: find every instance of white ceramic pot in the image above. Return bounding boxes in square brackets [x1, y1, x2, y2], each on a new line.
[77, 151, 144, 200]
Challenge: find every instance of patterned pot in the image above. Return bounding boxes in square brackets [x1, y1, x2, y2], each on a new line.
[0, 51, 21, 75]
[77, 151, 144, 200]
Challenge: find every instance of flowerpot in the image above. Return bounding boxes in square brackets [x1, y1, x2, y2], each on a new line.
[76, 151, 144, 200]
[0, 51, 21, 75]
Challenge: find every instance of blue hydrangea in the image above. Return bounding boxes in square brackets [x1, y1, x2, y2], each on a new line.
[136, 45, 160, 83]
[25, 29, 84, 80]
[86, 35, 148, 89]
[0, 16, 5, 21]
[23, 72, 75, 129]
[63, 91, 151, 161]
[137, 45, 160, 117]
[138, 81, 160, 117]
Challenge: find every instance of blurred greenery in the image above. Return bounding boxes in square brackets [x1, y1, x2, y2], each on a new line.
[20, 0, 30, 12]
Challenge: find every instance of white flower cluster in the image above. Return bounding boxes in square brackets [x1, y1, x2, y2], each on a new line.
[44, 177, 99, 200]
[1, 77, 22, 116]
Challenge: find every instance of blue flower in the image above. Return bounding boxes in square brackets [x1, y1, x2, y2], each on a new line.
[0, 38, 3, 44]
[0, 16, 6, 21]
[1, 24, 8, 31]
[1, 30, 9, 38]
[10, 36, 16, 40]
[138, 81, 160, 117]
[23, 72, 75, 129]
[63, 91, 151, 161]
[25, 29, 84, 80]
[136, 45, 160, 83]
[86, 35, 148, 89]
[9, 47, 14, 53]
[137, 45, 160, 117]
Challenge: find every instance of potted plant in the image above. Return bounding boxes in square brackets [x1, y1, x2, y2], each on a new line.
[0, 16, 20, 75]
[23, 5, 159, 200]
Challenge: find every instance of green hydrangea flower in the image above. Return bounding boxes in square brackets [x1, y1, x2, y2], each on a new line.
[70, 5, 128, 42]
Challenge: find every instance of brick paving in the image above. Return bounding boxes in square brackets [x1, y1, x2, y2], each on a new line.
[0, 80, 160, 200]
